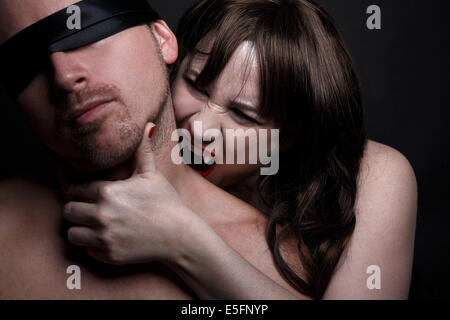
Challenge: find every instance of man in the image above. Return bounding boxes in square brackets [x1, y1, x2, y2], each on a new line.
[0, 0, 305, 299]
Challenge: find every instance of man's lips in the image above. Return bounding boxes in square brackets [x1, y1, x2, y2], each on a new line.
[69, 98, 115, 125]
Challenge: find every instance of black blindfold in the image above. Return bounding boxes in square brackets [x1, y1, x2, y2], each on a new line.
[0, 0, 160, 99]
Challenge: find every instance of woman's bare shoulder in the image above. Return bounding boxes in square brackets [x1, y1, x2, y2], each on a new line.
[355, 139, 418, 232]
[324, 141, 417, 299]
[361, 140, 414, 174]
[357, 140, 417, 201]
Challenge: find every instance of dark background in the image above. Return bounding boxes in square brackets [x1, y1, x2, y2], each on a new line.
[0, 0, 448, 299]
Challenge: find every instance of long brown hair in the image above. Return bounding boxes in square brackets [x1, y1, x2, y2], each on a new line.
[173, 0, 367, 299]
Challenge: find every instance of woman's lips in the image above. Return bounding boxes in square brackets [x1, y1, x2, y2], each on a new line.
[200, 163, 217, 178]
[188, 148, 217, 176]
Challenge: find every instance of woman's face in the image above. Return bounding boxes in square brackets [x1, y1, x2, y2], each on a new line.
[172, 41, 276, 188]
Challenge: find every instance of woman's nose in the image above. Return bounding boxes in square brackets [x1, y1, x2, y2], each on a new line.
[49, 51, 89, 95]
[188, 102, 224, 141]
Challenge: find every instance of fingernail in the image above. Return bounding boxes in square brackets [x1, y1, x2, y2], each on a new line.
[149, 126, 156, 139]
[63, 203, 71, 214]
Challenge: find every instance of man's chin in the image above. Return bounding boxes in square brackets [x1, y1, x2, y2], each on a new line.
[70, 128, 142, 173]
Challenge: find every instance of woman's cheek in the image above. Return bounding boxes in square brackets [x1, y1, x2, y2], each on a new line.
[173, 83, 199, 125]
[218, 119, 244, 165]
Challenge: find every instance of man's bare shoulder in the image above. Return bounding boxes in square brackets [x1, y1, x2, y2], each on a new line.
[0, 175, 58, 206]
[0, 176, 60, 240]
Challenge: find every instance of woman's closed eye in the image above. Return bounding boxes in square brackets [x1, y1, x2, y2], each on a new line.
[230, 107, 261, 125]
[183, 73, 262, 125]
[184, 75, 210, 97]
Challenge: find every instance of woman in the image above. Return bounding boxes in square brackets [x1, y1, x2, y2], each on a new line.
[170, 0, 417, 298]
[64, 0, 418, 299]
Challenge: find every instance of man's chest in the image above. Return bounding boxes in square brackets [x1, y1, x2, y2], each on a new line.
[2, 228, 195, 299]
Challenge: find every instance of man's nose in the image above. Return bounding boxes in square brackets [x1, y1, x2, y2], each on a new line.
[49, 52, 89, 94]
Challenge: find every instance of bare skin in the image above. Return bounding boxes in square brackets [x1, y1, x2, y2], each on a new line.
[0, 150, 308, 299]
[0, 136, 416, 300]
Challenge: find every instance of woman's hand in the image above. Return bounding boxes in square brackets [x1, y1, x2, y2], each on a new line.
[62, 123, 197, 265]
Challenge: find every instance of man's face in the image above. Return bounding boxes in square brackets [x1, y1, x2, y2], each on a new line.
[0, 0, 172, 171]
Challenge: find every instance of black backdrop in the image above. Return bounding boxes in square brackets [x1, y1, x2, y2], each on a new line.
[0, 0, 448, 300]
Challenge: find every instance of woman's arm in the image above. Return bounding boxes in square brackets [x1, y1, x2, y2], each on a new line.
[167, 210, 303, 300]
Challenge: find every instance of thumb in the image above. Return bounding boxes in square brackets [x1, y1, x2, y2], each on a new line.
[134, 123, 157, 174]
